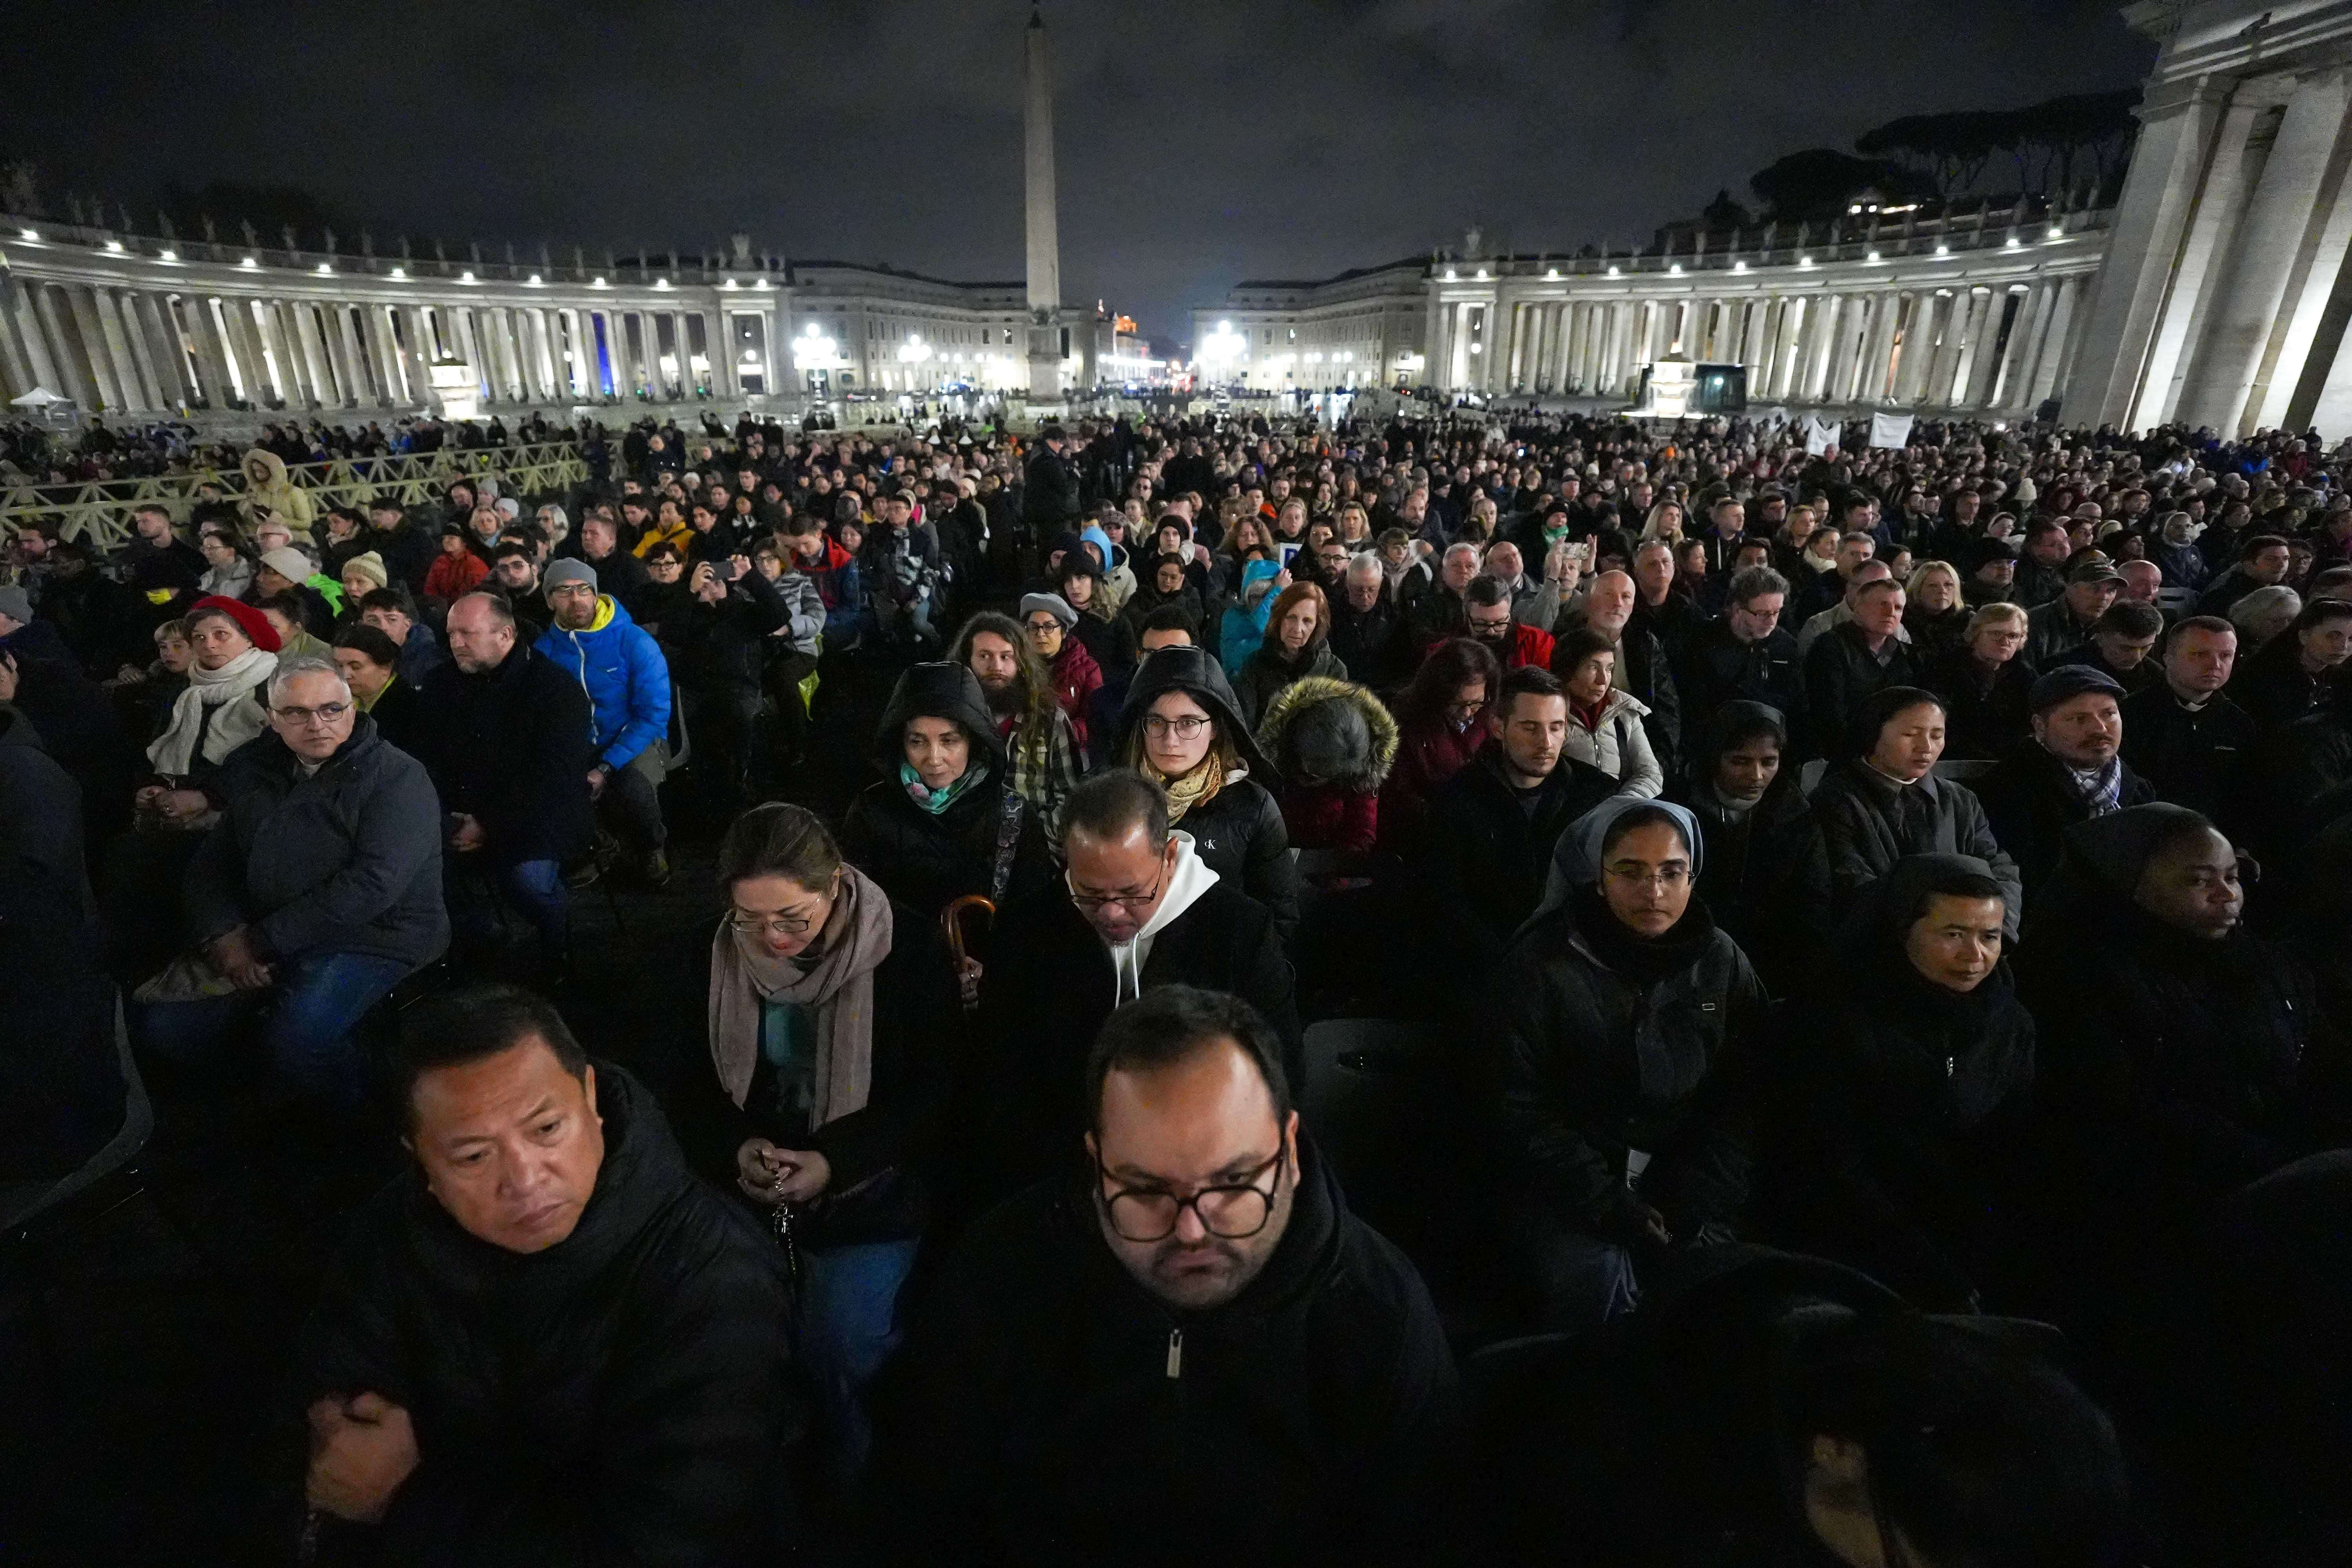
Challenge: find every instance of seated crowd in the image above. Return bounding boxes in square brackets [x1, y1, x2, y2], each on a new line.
[6, 403, 2352, 1566]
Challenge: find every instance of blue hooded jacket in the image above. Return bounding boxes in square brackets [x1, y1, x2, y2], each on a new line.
[534, 593, 673, 770]
[1220, 557, 1287, 672]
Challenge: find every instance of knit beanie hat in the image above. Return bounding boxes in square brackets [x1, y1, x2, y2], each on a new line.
[189, 594, 281, 653]
[542, 558, 599, 598]
[341, 551, 390, 593]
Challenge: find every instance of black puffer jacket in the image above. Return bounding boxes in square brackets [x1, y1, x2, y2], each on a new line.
[865, 1136, 1461, 1568]
[1118, 646, 1301, 943]
[1761, 855, 2036, 1310]
[2022, 804, 2321, 1227]
[842, 662, 1052, 921]
[1422, 748, 1618, 978]
[1486, 885, 1768, 1246]
[1924, 644, 2038, 760]
[296, 1067, 801, 1565]
[1809, 759, 2022, 938]
[1804, 622, 1927, 759]
[1233, 639, 1347, 731]
[181, 716, 448, 969]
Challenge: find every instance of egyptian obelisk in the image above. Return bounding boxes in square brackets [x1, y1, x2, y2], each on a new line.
[1023, 5, 1063, 399]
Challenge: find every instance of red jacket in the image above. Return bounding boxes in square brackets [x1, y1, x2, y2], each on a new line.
[1503, 622, 1555, 671]
[1279, 780, 1379, 857]
[1377, 715, 1484, 855]
[423, 550, 489, 604]
[1047, 637, 1102, 750]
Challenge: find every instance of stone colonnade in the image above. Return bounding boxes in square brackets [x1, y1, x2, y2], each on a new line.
[1426, 255, 2100, 415]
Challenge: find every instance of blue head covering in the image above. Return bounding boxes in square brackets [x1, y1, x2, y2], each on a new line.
[1524, 796, 1706, 931]
[1080, 524, 1119, 574]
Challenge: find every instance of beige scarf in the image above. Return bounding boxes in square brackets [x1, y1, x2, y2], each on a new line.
[708, 863, 893, 1127]
[148, 647, 277, 776]
[1156, 752, 1227, 823]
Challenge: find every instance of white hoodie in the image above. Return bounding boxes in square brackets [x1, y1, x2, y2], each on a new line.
[1106, 831, 1221, 1004]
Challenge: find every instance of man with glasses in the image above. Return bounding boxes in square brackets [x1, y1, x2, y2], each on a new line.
[870, 984, 1459, 1565]
[136, 653, 446, 1111]
[1675, 564, 1804, 755]
[973, 770, 1297, 1199]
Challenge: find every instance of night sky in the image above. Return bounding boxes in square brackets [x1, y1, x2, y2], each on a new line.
[10, 1, 2156, 347]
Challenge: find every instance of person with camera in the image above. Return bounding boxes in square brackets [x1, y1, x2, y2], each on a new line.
[666, 550, 820, 818]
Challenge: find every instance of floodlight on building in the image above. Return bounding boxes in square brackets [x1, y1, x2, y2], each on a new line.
[1670, 263, 1684, 275]
[390, 267, 407, 279]
[2047, 225, 2063, 240]
[528, 274, 543, 285]
[317, 263, 334, 275]
[755, 278, 770, 289]
[18, 229, 38, 241]
[1548, 268, 1560, 279]
[1475, 269, 1488, 281]
[592, 276, 608, 287]
[2005, 236, 2022, 249]
[1866, 250, 1882, 262]
[1733, 261, 1748, 273]
[1443, 270, 1457, 281]
[1469, 343, 1483, 354]
[655, 278, 671, 289]
[159, 249, 176, 262]
[723, 278, 737, 289]
[1798, 255, 1813, 267]
[240, 256, 259, 269]
[1607, 265, 1621, 278]
[1935, 244, 1950, 257]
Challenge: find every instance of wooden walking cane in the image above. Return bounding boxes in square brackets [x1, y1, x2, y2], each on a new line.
[942, 893, 995, 1012]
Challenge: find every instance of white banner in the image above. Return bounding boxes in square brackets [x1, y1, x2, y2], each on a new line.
[1869, 412, 1916, 449]
[1804, 416, 1838, 455]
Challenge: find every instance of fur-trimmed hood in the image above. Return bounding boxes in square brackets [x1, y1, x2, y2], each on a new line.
[1256, 675, 1399, 793]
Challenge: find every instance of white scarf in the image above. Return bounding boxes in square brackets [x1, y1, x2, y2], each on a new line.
[148, 648, 276, 775]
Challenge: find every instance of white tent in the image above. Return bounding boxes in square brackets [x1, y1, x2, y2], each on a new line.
[8, 386, 70, 408]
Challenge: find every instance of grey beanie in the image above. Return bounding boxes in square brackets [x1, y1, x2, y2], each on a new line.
[1020, 591, 1078, 629]
[542, 558, 599, 598]
[0, 584, 32, 624]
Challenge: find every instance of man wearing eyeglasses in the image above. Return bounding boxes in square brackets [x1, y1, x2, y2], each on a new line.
[971, 769, 1298, 1201]
[869, 985, 1458, 1565]
[139, 653, 446, 1111]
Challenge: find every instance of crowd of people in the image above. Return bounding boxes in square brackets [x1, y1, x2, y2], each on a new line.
[5, 398, 2352, 1565]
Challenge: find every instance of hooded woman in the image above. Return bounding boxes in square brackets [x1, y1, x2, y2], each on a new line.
[236, 447, 315, 541]
[840, 662, 1052, 924]
[671, 802, 956, 1477]
[1256, 675, 1397, 858]
[1234, 581, 1347, 730]
[1809, 686, 2022, 933]
[2020, 805, 2325, 1264]
[1762, 855, 2036, 1311]
[1114, 645, 1300, 944]
[1220, 555, 1287, 672]
[1670, 700, 1831, 993]
[1485, 798, 1768, 1327]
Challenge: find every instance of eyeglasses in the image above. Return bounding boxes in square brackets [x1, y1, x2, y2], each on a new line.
[1066, 860, 1167, 914]
[1141, 713, 1210, 740]
[1602, 862, 1691, 891]
[726, 880, 833, 936]
[1096, 1149, 1286, 1242]
[1025, 620, 1063, 637]
[271, 702, 350, 726]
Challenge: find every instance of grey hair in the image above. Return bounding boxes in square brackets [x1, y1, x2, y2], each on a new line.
[1443, 542, 1480, 568]
[267, 651, 352, 706]
[2229, 584, 2302, 643]
[1344, 551, 1384, 582]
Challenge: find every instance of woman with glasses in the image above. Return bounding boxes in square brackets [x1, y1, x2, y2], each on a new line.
[1113, 645, 1300, 944]
[1486, 797, 1767, 1328]
[842, 662, 1051, 924]
[673, 800, 956, 1481]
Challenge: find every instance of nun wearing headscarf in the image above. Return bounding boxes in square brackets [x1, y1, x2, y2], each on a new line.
[1485, 797, 1768, 1330]
[1759, 854, 2036, 1312]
